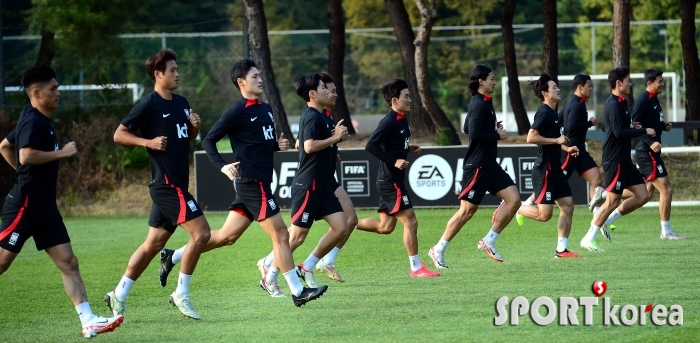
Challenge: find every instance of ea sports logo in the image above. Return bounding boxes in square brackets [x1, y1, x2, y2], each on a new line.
[408, 154, 453, 200]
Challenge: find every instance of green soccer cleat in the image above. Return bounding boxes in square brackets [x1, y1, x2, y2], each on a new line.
[515, 212, 525, 227]
[169, 293, 201, 320]
[103, 291, 126, 317]
[580, 240, 604, 252]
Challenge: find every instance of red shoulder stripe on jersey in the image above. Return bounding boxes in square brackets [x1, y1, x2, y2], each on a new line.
[0, 196, 28, 242]
[291, 191, 310, 224]
[258, 182, 268, 221]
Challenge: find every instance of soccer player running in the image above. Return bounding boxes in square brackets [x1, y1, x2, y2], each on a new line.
[355, 79, 439, 277]
[631, 68, 685, 240]
[516, 74, 604, 227]
[428, 65, 521, 267]
[158, 59, 327, 305]
[0, 65, 123, 338]
[263, 72, 358, 283]
[105, 49, 211, 319]
[580, 67, 656, 251]
[261, 73, 348, 290]
[516, 74, 582, 258]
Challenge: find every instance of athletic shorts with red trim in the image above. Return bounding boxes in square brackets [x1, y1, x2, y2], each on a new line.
[532, 162, 572, 205]
[560, 150, 598, 180]
[376, 181, 412, 216]
[148, 184, 204, 233]
[635, 150, 668, 182]
[603, 162, 645, 195]
[290, 188, 343, 229]
[458, 166, 515, 205]
[0, 196, 70, 253]
[229, 180, 280, 222]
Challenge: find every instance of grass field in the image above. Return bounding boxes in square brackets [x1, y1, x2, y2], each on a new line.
[0, 207, 698, 342]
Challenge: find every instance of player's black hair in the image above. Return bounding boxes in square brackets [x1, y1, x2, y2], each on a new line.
[21, 65, 57, 93]
[381, 79, 409, 105]
[295, 73, 324, 102]
[608, 66, 630, 90]
[529, 73, 554, 102]
[644, 68, 663, 85]
[572, 74, 591, 91]
[230, 59, 257, 90]
[145, 49, 178, 83]
[319, 72, 334, 85]
[468, 65, 492, 96]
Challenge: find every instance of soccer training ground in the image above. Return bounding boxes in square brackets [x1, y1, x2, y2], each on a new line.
[0, 207, 697, 342]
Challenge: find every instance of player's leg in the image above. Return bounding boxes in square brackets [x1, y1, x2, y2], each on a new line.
[318, 186, 357, 282]
[167, 215, 210, 319]
[553, 196, 580, 258]
[394, 208, 439, 277]
[477, 184, 521, 262]
[0, 200, 29, 275]
[429, 199, 479, 269]
[518, 203, 554, 222]
[356, 212, 398, 234]
[518, 163, 553, 222]
[0, 248, 17, 275]
[650, 176, 685, 240]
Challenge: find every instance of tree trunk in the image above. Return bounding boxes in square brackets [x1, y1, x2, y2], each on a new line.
[542, 0, 558, 84]
[243, 0, 294, 144]
[327, 0, 355, 134]
[681, 0, 700, 124]
[612, 0, 631, 68]
[384, 0, 435, 136]
[413, 0, 460, 145]
[35, 26, 55, 66]
[500, 0, 530, 135]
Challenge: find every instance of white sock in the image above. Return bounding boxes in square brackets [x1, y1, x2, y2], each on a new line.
[172, 246, 186, 264]
[266, 266, 280, 284]
[593, 206, 600, 216]
[523, 198, 535, 206]
[263, 251, 275, 268]
[605, 209, 622, 225]
[302, 254, 320, 271]
[322, 247, 341, 265]
[114, 275, 134, 302]
[661, 221, 672, 236]
[76, 302, 94, 326]
[584, 225, 600, 242]
[601, 189, 607, 199]
[409, 255, 421, 272]
[174, 272, 192, 297]
[283, 269, 304, 296]
[556, 237, 568, 253]
[483, 229, 499, 245]
[434, 238, 450, 254]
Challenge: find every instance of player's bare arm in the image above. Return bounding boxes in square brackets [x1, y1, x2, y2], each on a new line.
[19, 142, 77, 165]
[0, 138, 17, 170]
[114, 124, 167, 151]
[526, 128, 568, 145]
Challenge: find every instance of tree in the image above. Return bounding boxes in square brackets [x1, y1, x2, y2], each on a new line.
[413, 0, 460, 144]
[35, 26, 55, 66]
[542, 0, 558, 83]
[384, 0, 435, 136]
[243, 0, 294, 143]
[680, 0, 700, 122]
[500, 0, 529, 134]
[327, 0, 355, 134]
[612, 0, 631, 68]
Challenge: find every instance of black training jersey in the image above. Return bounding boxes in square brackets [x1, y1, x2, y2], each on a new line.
[559, 95, 593, 151]
[602, 94, 646, 165]
[632, 90, 666, 152]
[202, 97, 279, 182]
[121, 91, 193, 188]
[7, 104, 60, 209]
[463, 93, 500, 168]
[292, 106, 335, 191]
[532, 104, 563, 168]
[323, 109, 339, 176]
[365, 109, 411, 183]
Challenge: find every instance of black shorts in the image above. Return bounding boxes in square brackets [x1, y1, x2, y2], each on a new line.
[533, 163, 572, 204]
[458, 166, 515, 205]
[229, 180, 280, 222]
[561, 150, 598, 180]
[603, 162, 645, 194]
[290, 189, 343, 229]
[148, 184, 204, 233]
[636, 151, 668, 182]
[376, 181, 412, 215]
[0, 199, 70, 253]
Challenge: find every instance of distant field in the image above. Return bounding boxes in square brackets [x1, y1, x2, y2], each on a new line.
[1, 207, 698, 342]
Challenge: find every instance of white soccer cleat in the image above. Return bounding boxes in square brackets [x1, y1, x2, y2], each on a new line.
[580, 239, 604, 252]
[660, 231, 687, 240]
[599, 224, 612, 242]
[82, 315, 124, 338]
[477, 239, 504, 262]
[169, 293, 201, 320]
[316, 260, 346, 282]
[588, 187, 605, 212]
[257, 258, 269, 280]
[296, 264, 319, 288]
[259, 278, 286, 297]
[103, 291, 125, 317]
[428, 246, 449, 269]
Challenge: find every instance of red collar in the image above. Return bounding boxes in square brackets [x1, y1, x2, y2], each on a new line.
[483, 95, 491, 101]
[244, 98, 261, 108]
[396, 113, 405, 120]
[324, 109, 332, 117]
[648, 92, 657, 99]
[579, 96, 586, 103]
[617, 96, 625, 103]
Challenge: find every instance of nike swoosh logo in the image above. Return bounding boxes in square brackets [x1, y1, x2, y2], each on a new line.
[654, 106, 658, 109]
[163, 113, 170, 118]
[400, 130, 405, 133]
[251, 117, 257, 121]
[554, 121, 558, 123]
